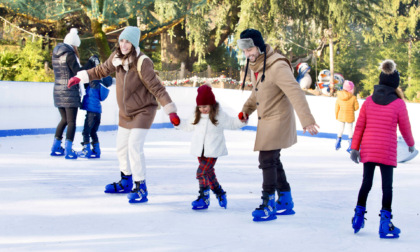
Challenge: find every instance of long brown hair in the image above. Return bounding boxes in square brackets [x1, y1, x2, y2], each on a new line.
[115, 43, 138, 69]
[193, 102, 219, 125]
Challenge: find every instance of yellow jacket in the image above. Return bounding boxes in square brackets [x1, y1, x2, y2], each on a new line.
[335, 90, 359, 123]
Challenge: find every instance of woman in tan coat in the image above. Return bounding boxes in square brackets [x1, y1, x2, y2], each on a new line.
[68, 26, 180, 204]
[237, 29, 319, 222]
[335, 80, 359, 152]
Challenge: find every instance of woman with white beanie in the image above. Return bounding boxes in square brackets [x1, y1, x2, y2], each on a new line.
[50, 28, 96, 159]
[68, 26, 180, 204]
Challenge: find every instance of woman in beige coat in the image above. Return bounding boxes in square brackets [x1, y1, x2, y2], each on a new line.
[237, 29, 318, 222]
[68, 26, 180, 204]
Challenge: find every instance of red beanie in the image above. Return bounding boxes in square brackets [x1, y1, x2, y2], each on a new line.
[196, 84, 216, 106]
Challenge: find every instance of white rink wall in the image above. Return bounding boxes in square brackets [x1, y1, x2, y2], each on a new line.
[0, 80, 419, 141]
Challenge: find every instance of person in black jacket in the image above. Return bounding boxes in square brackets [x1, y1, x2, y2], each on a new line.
[50, 28, 95, 159]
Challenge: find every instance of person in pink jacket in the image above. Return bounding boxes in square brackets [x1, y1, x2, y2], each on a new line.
[349, 59, 416, 239]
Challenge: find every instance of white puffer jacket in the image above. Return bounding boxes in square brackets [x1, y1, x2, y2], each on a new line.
[176, 109, 246, 158]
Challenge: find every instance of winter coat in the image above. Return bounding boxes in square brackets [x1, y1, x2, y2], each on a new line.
[52, 43, 92, 108]
[81, 76, 113, 113]
[176, 109, 246, 158]
[335, 90, 359, 123]
[86, 50, 173, 129]
[351, 85, 415, 167]
[242, 44, 316, 151]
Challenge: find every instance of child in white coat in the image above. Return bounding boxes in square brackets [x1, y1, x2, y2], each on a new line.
[174, 83, 247, 210]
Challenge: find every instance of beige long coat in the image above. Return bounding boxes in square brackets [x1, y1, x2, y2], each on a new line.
[86, 51, 173, 129]
[242, 45, 316, 151]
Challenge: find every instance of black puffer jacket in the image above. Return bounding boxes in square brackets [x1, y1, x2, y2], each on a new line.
[52, 43, 93, 107]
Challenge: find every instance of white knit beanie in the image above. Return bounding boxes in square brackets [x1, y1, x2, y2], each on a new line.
[64, 28, 81, 47]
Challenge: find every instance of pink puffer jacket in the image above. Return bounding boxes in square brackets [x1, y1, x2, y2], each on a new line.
[351, 96, 414, 166]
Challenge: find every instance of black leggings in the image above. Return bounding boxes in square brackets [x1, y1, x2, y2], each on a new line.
[357, 162, 394, 212]
[259, 149, 291, 194]
[55, 107, 78, 142]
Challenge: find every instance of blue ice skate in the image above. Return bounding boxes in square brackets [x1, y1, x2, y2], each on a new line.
[379, 210, 400, 239]
[77, 143, 93, 158]
[127, 180, 148, 203]
[192, 188, 210, 210]
[64, 140, 77, 159]
[252, 191, 277, 222]
[104, 172, 133, 193]
[275, 190, 295, 215]
[335, 137, 342, 150]
[50, 138, 65, 156]
[213, 185, 227, 209]
[91, 142, 101, 158]
[352, 205, 366, 233]
[346, 139, 353, 153]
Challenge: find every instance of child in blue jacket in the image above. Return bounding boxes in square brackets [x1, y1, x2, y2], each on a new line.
[77, 55, 113, 158]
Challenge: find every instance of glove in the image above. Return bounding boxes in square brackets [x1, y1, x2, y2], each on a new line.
[350, 149, 360, 164]
[169, 113, 180, 126]
[68, 77, 81, 88]
[238, 112, 248, 120]
[409, 146, 415, 153]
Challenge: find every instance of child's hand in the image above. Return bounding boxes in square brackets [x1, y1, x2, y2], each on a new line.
[238, 112, 248, 122]
[169, 113, 180, 126]
[409, 146, 416, 153]
[350, 150, 360, 164]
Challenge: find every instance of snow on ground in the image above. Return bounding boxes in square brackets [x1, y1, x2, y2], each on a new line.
[0, 129, 419, 252]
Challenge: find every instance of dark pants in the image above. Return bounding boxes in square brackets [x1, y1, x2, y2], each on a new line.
[357, 162, 394, 212]
[55, 107, 78, 142]
[259, 149, 290, 194]
[196, 157, 219, 190]
[82, 112, 101, 144]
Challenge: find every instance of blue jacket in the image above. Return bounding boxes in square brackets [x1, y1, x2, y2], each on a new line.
[81, 76, 113, 113]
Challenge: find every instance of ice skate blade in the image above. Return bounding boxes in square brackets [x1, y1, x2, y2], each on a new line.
[380, 233, 400, 239]
[104, 189, 131, 194]
[276, 209, 295, 215]
[253, 214, 277, 222]
[50, 152, 65, 156]
[128, 197, 148, 204]
[192, 206, 209, 210]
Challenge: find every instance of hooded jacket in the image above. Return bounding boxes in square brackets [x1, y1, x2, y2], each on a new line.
[52, 43, 91, 107]
[351, 85, 415, 166]
[335, 90, 359, 123]
[242, 45, 316, 151]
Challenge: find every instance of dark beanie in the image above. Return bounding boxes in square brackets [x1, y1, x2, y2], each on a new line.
[239, 29, 267, 90]
[379, 59, 400, 89]
[196, 84, 216, 106]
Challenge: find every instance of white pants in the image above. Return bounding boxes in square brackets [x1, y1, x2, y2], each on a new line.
[116, 127, 149, 182]
[337, 121, 354, 138]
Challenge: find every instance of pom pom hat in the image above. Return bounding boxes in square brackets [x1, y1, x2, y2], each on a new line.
[64, 28, 81, 47]
[237, 29, 267, 90]
[119, 26, 141, 49]
[379, 59, 399, 89]
[196, 83, 216, 106]
[343, 80, 354, 94]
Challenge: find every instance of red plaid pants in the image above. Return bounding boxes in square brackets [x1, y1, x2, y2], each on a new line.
[196, 157, 219, 190]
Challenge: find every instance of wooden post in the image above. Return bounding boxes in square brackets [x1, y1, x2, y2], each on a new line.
[207, 65, 212, 78]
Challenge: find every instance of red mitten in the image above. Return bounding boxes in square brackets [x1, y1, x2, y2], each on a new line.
[238, 112, 248, 120]
[68, 77, 81, 88]
[169, 113, 180, 126]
